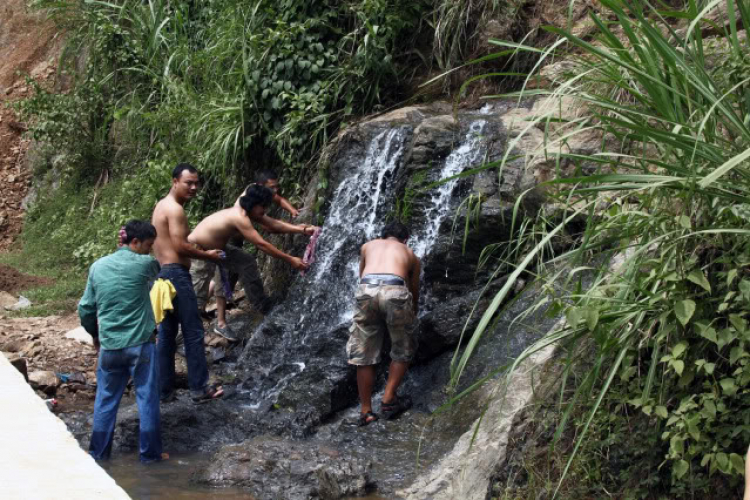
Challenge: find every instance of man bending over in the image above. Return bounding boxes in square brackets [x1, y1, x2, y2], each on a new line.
[79, 220, 167, 463]
[203, 169, 306, 330]
[152, 163, 224, 403]
[347, 221, 421, 426]
[189, 185, 315, 339]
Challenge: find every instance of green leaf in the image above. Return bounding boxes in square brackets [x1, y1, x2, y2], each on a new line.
[687, 270, 711, 293]
[672, 342, 687, 358]
[671, 360, 685, 376]
[671, 436, 684, 455]
[720, 378, 738, 396]
[675, 300, 696, 326]
[728, 269, 738, 286]
[716, 452, 730, 473]
[729, 314, 747, 334]
[702, 400, 717, 419]
[673, 459, 689, 479]
[585, 308, 599, 331]
[740, 280, 750, 300]
[677, 215, 691, 229]
[730, 345, 747, 365]
[655, 406, 668, 418]
[730, 453, 745, 474]
[698, 326, 718, 344]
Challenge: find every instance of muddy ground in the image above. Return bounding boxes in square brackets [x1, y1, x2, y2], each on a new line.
[0, 263, 52, 292]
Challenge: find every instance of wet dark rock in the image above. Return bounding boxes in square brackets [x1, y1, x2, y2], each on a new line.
[3, 351, 27, 380]
[193, 436, 372, 500]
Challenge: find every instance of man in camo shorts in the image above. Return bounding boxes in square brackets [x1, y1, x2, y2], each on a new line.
[347, 221, 421, 426]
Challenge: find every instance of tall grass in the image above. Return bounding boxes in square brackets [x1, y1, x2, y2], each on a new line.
[451, 0, 750, 495]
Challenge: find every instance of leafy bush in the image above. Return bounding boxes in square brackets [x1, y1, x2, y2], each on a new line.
[456, 0, 750, 496]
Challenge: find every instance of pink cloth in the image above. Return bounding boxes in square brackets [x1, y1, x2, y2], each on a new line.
[300, 228, 322, 276]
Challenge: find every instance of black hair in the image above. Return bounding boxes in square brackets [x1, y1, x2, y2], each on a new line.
[123, 220, 157, 244]
[172, 162, 198, 180]
[255, 169, 279, 185]
[239, 184, 274, 215]
[381, 221, 410, 242]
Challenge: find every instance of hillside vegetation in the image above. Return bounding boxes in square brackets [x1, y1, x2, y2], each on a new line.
[13, 0, 519, 271]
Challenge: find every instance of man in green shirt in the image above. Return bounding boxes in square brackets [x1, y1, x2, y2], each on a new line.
[79, 220, 167, 463]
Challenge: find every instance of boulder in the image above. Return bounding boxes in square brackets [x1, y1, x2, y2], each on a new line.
[193, 436, 372, 500]
[28, 370, 59, 394]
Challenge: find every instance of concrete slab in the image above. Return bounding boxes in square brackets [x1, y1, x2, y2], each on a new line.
[0, 351, 130, 499]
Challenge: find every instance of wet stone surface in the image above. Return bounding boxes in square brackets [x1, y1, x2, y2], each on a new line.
[193, 436, 373, 500]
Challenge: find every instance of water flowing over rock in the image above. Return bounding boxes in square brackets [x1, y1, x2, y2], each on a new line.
[102, 98, 602, 497]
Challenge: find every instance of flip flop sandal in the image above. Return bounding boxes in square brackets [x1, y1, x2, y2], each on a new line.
[381, 395, 412, 420]
[192, 384, 224, 404]
[357, 411, 379, 427]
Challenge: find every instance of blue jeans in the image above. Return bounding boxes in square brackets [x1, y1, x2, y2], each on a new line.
[156, 264, 209, 398]
[89, 342, 162, 463]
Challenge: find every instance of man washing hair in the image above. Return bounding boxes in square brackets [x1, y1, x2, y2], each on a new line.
[348, 221, 421, 426]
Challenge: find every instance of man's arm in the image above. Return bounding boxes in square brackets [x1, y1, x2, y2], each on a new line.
[254, 214, 316, 235]
[78, 267, 99, 347]
[358, 244, 367, 278]
[236, 218, 309, 271]
[409, 255, 421, 313]
[274, 194, 299, 218]
[168, 206, 222, 262]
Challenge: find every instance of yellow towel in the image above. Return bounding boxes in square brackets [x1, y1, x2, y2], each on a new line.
[150, 278, 176, 325]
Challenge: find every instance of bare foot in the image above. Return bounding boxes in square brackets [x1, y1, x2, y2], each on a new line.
[161, 453, 170, 461]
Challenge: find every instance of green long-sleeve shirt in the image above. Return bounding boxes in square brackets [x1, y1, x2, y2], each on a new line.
[78, 247, 160, 350]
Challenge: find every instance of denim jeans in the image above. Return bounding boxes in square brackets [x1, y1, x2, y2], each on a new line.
[156, 264, 209, 398]
[89, 342, 162, 463]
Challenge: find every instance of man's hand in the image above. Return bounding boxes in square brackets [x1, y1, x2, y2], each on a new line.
[289, 256, 310, 271]
[302, 224, 320, 236]
[93, 336, 101, 353]
[290, 208, 300, 218]
[205, 249, 224, 262]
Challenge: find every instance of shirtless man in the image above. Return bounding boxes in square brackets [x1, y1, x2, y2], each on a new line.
[202, 169, 304, 329]
[151, 163, 224, 403]
[189, 185, 316, 339]
[347, 221, 421, 426]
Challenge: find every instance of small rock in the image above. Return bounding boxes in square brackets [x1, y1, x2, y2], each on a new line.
[8, 296, 31, 311]
[28, 370, 59, 394]
[64, 326, 94, 346]
[0, 338, 25, 352]
[0, 291, 17, 309]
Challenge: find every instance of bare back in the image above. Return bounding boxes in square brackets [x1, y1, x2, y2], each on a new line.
[188, 207, 245, 250]
[360, 238, 421, 310]
[360, 239, 416, 280]
[152, 195, 191, 267]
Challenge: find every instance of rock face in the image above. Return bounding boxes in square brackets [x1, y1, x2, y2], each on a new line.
[193, 436, 372, 500]
[92, 97, 600, 496]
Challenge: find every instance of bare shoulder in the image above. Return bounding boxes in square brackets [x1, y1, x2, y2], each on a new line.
[407, 245, 420, 263]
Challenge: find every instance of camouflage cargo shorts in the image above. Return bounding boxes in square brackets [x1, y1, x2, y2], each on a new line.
[347, 283, 417, 365]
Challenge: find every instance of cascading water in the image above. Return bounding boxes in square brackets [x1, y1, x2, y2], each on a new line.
[237, 127, 411, 410]
[237, 120, 491, 419]
[410, 120, 487, 258]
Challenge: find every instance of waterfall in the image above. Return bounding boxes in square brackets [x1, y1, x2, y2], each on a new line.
[238, 120, 490, 412]
[410, 120, 487, 258]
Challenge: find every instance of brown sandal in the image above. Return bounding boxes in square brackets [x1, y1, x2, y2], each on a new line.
[192, 384, 224, 404]
[357, 411, 379, 427]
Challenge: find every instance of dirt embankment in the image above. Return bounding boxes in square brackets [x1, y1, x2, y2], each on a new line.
[0, 0, 63, 251]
